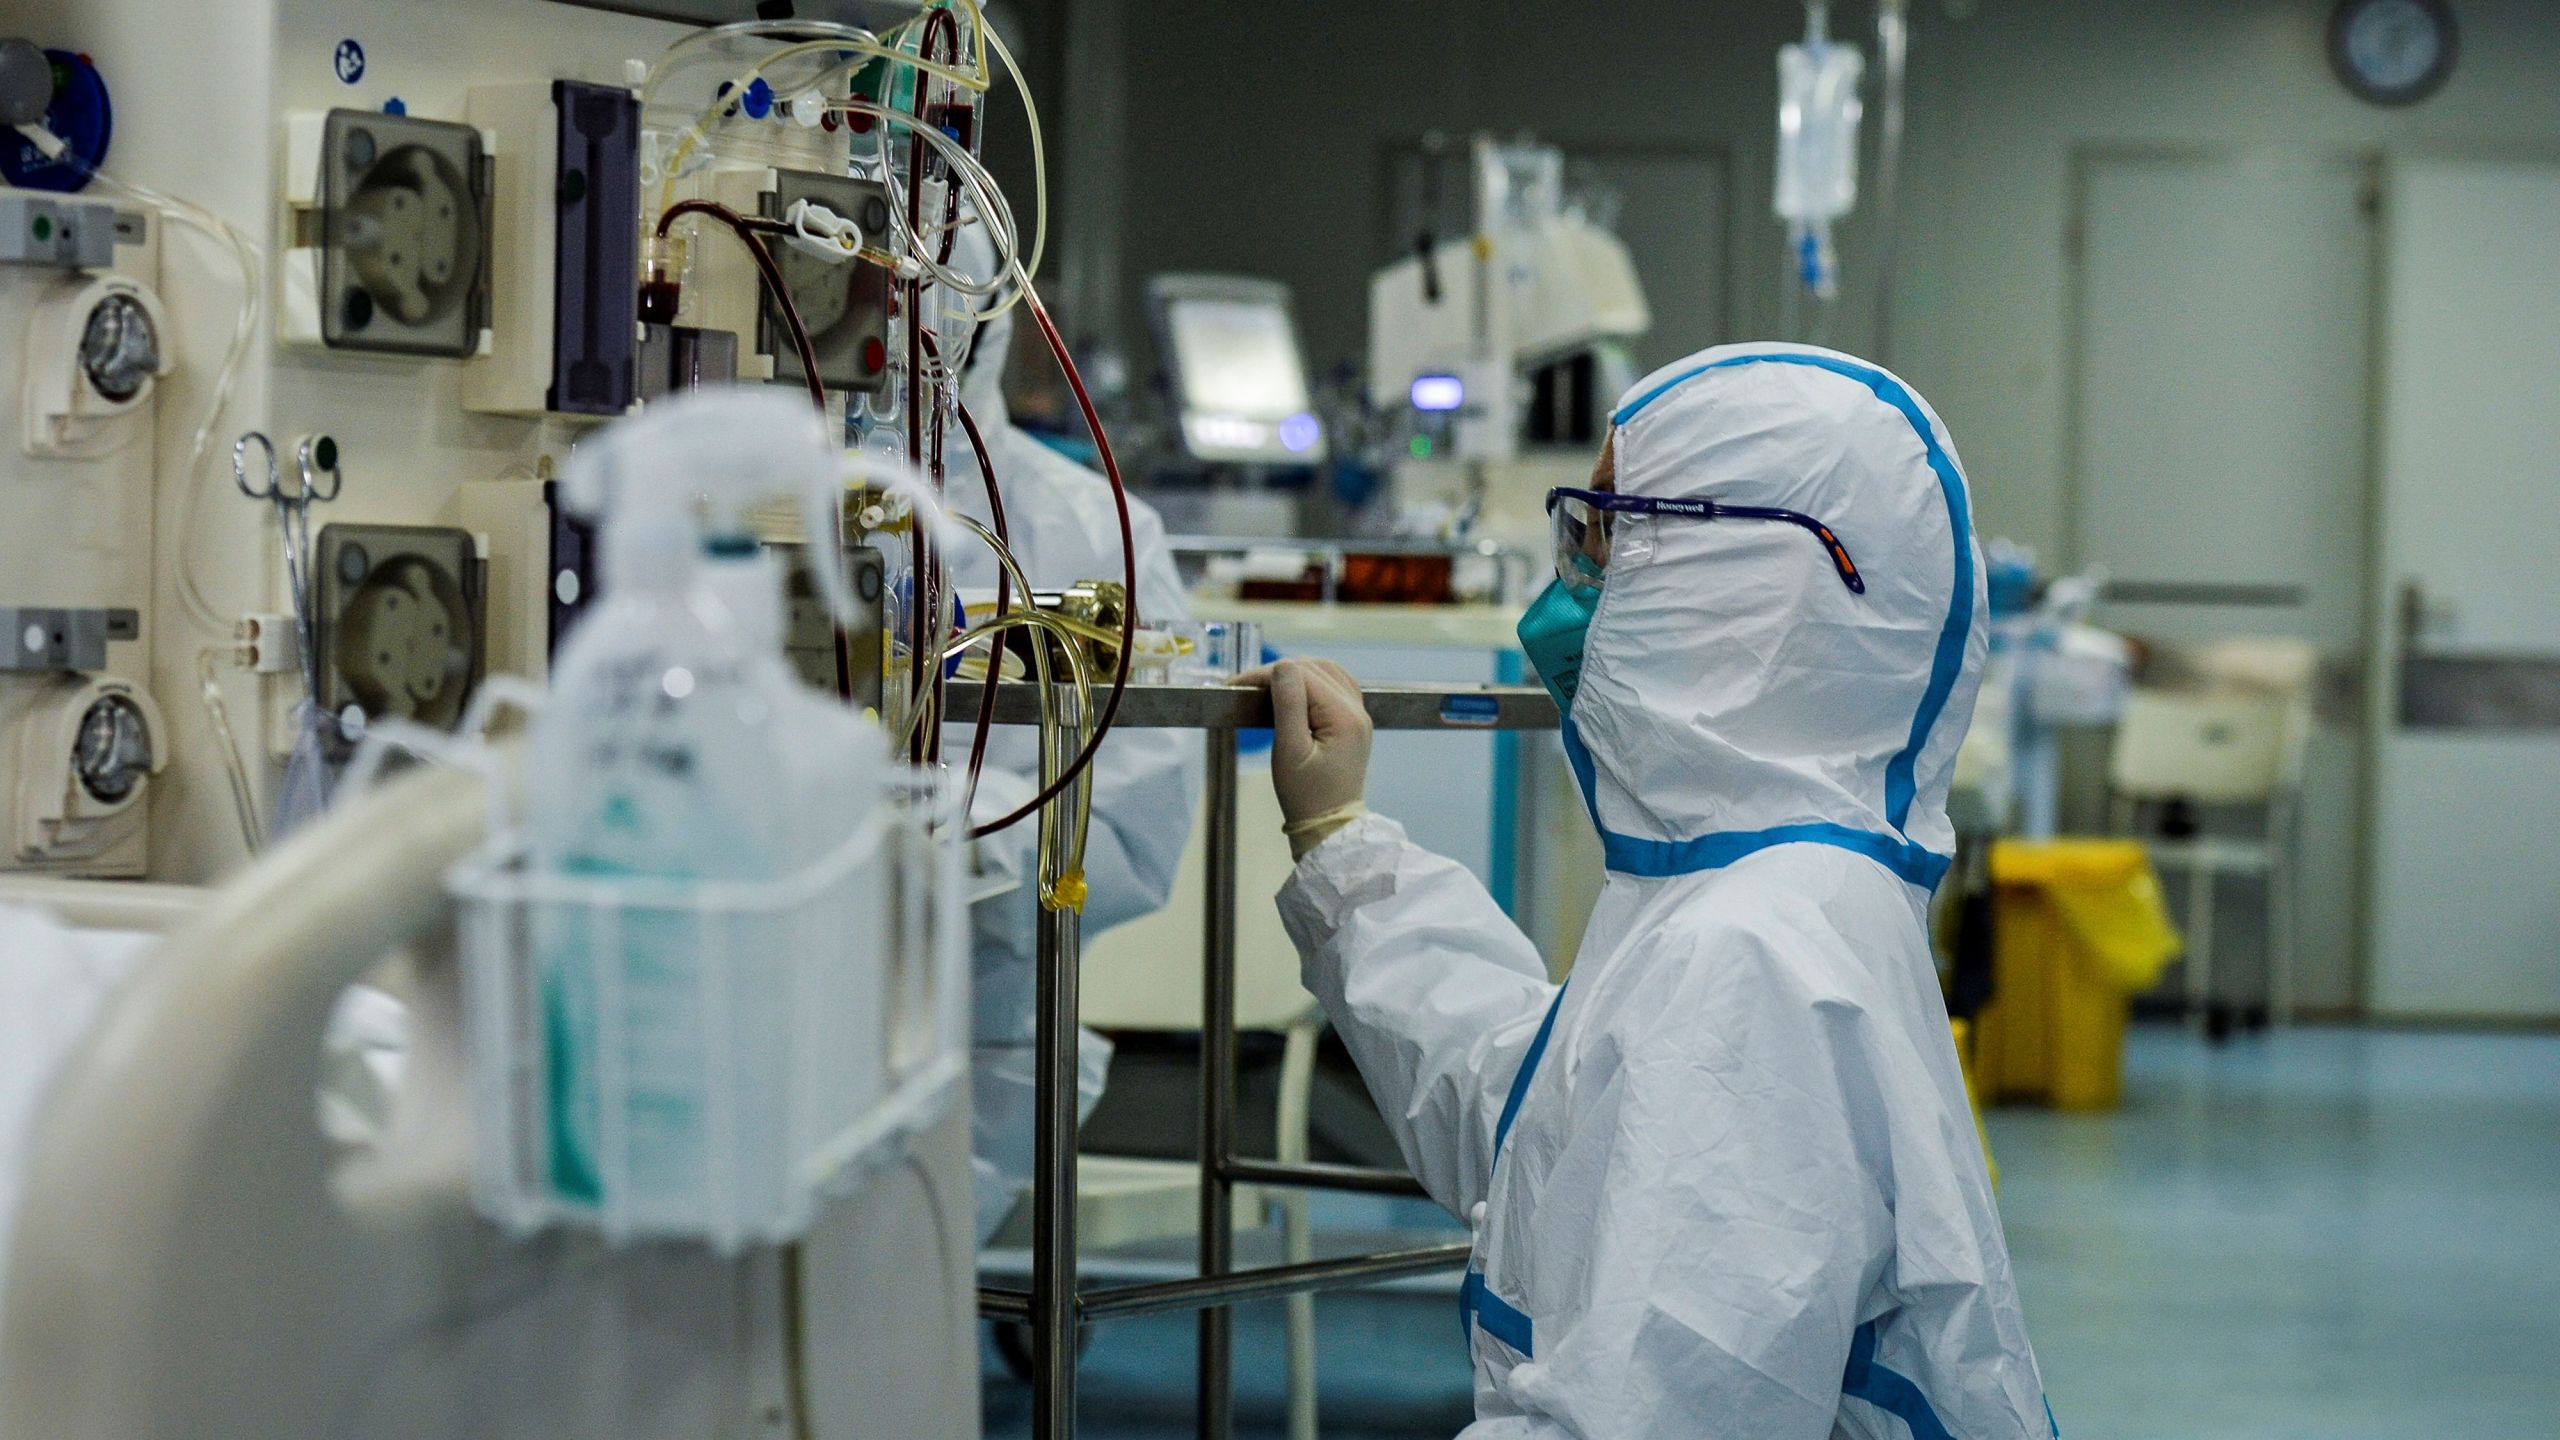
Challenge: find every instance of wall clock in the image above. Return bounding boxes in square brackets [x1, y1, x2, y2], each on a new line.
[2329, 0, 2459, 106]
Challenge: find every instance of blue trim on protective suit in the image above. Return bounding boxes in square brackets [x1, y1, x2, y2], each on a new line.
[1843, 1321, 1959, 1440]
[1610, 821, 1950, 890]
[1490, 649, 1526, 914]
[1493, 982, 1567, 1160]
[1459, 1270, 1536, 1356]
[1608, 351, 1978, 852]
[1460, 983, 1568, 1358]
[1560, 712, 1601, 822]
[1560, 720, 1951, 890]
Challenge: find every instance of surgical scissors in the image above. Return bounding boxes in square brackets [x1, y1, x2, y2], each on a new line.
[232, 430, 342, 696]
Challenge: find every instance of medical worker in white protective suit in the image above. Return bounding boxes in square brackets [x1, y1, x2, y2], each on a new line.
[938, 224, 1201, 1242]
[1249, 344, 2053, 1438]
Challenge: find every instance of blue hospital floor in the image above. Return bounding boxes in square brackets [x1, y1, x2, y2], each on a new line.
[982, 1025, 2560, 1438]
[1990, 1025, 2560, 1440]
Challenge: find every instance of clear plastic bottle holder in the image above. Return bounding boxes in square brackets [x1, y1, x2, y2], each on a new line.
[451, 772, 966, 1253]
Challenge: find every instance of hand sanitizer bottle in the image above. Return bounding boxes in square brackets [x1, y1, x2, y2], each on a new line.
[528, 386, 887, 1241]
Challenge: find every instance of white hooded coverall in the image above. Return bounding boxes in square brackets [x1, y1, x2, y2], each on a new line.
[934, 250, 1202, 1242]
[1277, 345, 2053, 1437]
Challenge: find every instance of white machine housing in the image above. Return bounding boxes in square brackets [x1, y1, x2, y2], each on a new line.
[1368, 211, 1649, 463]
[0, 183, 164, 876]
[0, 0, 989, 1433]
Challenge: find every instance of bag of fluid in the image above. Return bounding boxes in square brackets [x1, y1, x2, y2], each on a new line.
[1774, 38, 1864, 299]
[269, 702, 348, 841]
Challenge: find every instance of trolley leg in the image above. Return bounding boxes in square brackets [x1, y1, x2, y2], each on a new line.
[2188, 853, 2219, 1040]
[1034, 691, 1088, 1439]
[1033, 903, 1082, 1437]
[1198, 730, 1240, 1440]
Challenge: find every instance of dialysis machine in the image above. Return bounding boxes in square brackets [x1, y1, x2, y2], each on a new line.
[0, 1, 1108, 1434]
[1368, 137, 1650, 554]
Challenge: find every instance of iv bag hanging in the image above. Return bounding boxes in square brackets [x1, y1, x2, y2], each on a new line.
[1774, 34, 1865, 300]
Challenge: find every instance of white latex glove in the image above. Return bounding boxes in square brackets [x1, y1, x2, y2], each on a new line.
[1237, 658, 1374, 858]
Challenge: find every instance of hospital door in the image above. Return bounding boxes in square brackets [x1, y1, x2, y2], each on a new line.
[2070, 149, 2375, 1012]
[2366, 159, 2560, 1019]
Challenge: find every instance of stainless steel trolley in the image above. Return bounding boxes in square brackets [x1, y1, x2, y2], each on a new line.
[960, 680, 1561, 1439]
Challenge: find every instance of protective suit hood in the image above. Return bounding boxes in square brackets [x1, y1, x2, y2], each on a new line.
[1566, 342, 1984, 889]
[1275, 345, 2045, 1439]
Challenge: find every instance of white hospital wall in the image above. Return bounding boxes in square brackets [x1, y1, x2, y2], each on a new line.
[1893, 0, 2560, 562]
[1095, 0, 2560, 559]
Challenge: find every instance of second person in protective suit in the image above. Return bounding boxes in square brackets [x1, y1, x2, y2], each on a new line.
[937, 224, 1202, 1243]
[1245, 343, 2054, 1438]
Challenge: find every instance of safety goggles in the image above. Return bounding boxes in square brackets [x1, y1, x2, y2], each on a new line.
[1545, 486, 1865, 597]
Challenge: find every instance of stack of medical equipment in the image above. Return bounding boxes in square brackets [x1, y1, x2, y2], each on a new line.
[1369, 137, 1650, 470]
[0, 4, 1157, 1433]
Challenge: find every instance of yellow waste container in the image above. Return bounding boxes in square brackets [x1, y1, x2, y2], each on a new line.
[1949, 1018, 1998, 1188]
[1974, 840, 2181, 1110]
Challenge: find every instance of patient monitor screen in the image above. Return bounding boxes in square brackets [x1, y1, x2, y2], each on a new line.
[1168, 297, 1313, 420]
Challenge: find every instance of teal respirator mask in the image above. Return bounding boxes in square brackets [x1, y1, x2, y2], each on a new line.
[1516, 578, 1597, 716]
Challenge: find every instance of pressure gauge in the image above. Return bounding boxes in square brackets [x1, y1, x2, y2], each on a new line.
[79, 290, 163, 403]
[73, 691, 154, 803]
[2329, 0, 2458, 107]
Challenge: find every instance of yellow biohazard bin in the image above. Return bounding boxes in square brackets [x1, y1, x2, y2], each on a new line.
[1949, 1017, 1998, 1187]
[1974, 840, 2182, 1111]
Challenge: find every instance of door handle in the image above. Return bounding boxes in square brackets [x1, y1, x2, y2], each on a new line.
[2398, 580, 2462, 656]
[2396, 579, 2560, 731]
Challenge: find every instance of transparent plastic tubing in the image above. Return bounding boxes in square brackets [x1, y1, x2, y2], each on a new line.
[910, 9, 1135, 838]
[902, 23, 939, 765]
[966, 280, 1137, 841]
[952, 388, 1011, 815]
[1871, 0, 1910, 362]
[642, 4, 996, 215]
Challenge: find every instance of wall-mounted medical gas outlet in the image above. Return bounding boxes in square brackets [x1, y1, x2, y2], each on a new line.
[464, 81, 641, 417]
[282, 109, 493, 358]
[0, 607, 139, 671]
[312, 524, 485, 733]
[12, 673, 162, 875]
[697, 166, 893, 395]
[21, 273, 172, 457]
[0, 191, 117, 267]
